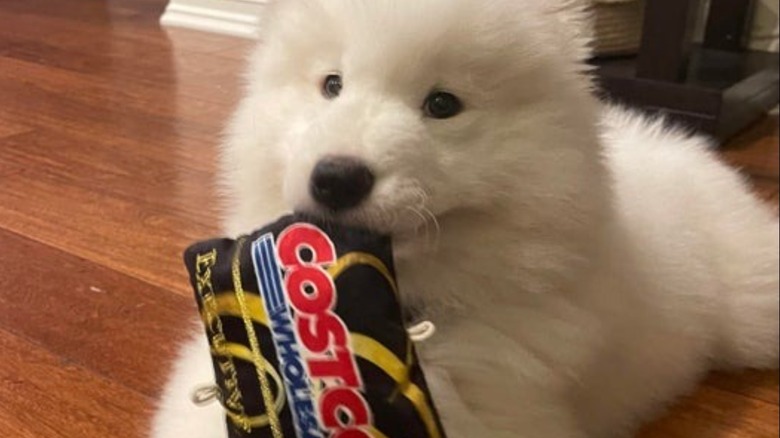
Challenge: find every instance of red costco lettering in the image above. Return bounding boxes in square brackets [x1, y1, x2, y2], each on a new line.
[296, 314, 347, 354]
[277, 224, 336, 266]
[276, 224, 373, 435]
[321, 388, 371, 428]
[333, 430, 372, 438]
[285, 266, 335, 315]
[308, 349, 361, 388]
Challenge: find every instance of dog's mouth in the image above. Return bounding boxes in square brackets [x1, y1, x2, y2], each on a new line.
[295, 202, 442, 242]
[293, 205, 398, 234]
[293, 207, 384, 234]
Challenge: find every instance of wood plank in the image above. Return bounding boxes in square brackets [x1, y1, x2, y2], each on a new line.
[163, 27, 256, 56]
[0, 58, 240, 136]
[706, 371, 780, 405]
[750, 178, 780, 213]
[0, 113, 32, 139]
[0, 78, 215, 152]
[0, 0, 171, 45]
[0, 127, 219, 294]
[0, 410, 41, 438]
[0, 13, 234, 292]
[721, 116, 780, 180]
[0, 55, 235, 127]
[0, 328, 151, 437]
[0, 129, 31, 177]
[0, 171, 216, 295]
[0, 12, 246, 107]
[0, 103, 31, 175]
[209, 40, 256, 62]
[639, 385, 779, 437]
[0, 228, 198, 397]
[0, 121, 218, 210]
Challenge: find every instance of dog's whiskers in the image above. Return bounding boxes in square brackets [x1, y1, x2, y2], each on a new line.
[420, 206, 441, 250]
[405, 206, 430, 247]
[404, 186, 440, 251]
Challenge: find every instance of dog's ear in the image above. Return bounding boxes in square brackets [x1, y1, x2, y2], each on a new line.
[543, 0, 595, 62]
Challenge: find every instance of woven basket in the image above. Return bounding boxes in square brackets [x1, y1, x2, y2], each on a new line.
[591, 0, 645, 57]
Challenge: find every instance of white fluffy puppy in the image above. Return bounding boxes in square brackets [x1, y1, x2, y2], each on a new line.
[152, 0, 779, 437]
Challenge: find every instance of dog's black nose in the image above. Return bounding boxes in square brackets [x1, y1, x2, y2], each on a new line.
[310, 156, 375, 211]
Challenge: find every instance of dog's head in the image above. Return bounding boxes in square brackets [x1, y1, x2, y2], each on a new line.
[222, 0, 605, 237]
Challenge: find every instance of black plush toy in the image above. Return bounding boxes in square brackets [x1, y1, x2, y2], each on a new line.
[183, 215, 446, 438]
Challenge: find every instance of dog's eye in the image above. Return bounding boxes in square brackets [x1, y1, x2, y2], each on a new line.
[423, 91, 463, 119]
[322, 74, 343, 99]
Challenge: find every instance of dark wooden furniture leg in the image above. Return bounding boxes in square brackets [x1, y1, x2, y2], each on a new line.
[704, 0, 758, 51]
[637, 0, 702, 82]
[591, 0, 779, 143]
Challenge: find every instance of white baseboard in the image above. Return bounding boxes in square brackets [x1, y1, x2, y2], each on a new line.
[160, 0, 266, 39]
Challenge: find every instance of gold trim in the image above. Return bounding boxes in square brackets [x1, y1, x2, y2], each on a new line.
[211, 342, 286, 428]
[326, 252, 398, 296]
[205, 251, 441, 438]
[351, 335, 441, 438]
[206, 293, 441, 438]
[231, 238, 284, 438]
[367, 426, 391, 438]
[194, 250, 249, 431]
[201, 293, 268, 327]
[326, 252, 418, 409]
[389, 335, 415, 403]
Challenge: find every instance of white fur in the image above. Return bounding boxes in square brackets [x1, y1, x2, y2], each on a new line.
[151, 1, 779, 436]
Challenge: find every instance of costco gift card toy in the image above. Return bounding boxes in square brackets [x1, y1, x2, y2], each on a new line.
[183, 215, 446, 438]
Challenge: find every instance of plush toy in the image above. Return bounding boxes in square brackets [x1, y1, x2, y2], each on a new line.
[183, 215, 446, 438]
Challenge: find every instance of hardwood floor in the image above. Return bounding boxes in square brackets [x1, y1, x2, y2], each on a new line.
[0, 1, 776, 437]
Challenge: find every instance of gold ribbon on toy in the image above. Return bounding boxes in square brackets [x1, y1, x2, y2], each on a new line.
[205, 251, 442, 438]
